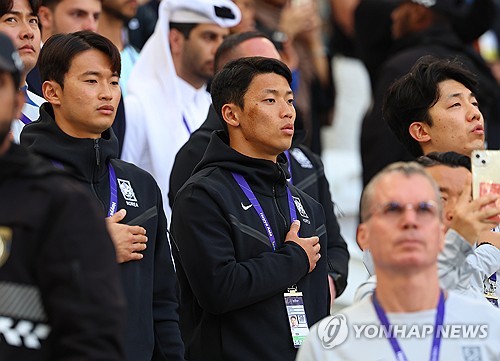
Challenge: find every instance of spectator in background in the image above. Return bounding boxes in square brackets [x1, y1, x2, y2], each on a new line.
[359, 0, 500, 186]
[128, 0, 160, 50]
[29, 0, 102, 97]
[0, 32, 126, 361]
[122, 0, 240, 221]
[253, 0, 334, 154]
[98, 0, 139, 96]
[298, 162, 500, 361]
[0, 0, 45, 143]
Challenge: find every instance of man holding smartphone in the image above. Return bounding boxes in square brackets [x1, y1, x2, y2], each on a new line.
[384, 55, 500, 307]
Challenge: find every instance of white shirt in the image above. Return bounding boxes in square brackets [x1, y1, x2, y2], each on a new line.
[297, 292, 500, 361]
[11, 86, 45, 144]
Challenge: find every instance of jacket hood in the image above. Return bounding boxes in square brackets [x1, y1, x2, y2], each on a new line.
[20, 102, 119, 183]
[195, 130, 290, 196]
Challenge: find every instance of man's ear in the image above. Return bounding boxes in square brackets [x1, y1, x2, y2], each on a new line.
[38, 6, 53, 35]
[409, 121, 431, 143]
[168, 29, 184, 56]
[356, 223, 369, 251]
[221, 104, 240, 129]
[42, 80, 62, 106]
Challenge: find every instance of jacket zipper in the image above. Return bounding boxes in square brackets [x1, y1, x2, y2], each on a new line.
[91, 139, 106, 212]
[273, 164, 288, 240]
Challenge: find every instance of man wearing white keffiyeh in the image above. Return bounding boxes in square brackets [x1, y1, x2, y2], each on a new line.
[122, 0, 241, 221]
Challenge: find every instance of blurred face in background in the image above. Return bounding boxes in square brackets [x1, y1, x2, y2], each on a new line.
[39, 0, 102, 41]
[231, 0, 256, 33]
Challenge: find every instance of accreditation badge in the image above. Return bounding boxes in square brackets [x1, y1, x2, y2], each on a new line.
[284, 286, 309, 348]
[0, 227, 12, 267]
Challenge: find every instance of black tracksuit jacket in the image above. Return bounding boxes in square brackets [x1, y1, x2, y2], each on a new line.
[21, 103, 185, 361]
[169, 105, 349, 295]
[0, 143, 125, 360]
[170, 131, 329, 361]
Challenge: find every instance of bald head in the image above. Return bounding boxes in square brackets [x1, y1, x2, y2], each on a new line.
[214, 31, 280, 72]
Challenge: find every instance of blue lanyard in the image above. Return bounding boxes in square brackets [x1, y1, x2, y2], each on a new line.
[182, 115, 192, 135]
[108, 163, 118, 217]
[232, 172, 297, 251]
[284, 150, 293, 184]
[372, 290, 445, 361]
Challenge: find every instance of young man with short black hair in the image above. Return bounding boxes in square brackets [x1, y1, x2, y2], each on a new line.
[21, 31, 184, 361]
[171, 57, 329, 361]
[0, 32, 125, 361]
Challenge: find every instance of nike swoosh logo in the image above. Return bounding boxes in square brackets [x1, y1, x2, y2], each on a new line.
[241, 202, 253, 211]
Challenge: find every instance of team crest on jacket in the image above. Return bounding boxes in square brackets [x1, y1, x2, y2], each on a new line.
[292, 196, 310, 224]
[118, 178, 139, 207]
[0, 227, 12, 267]
[290, 148, 313, 169]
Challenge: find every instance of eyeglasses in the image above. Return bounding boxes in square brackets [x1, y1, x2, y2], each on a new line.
[366, 200, 439, 221]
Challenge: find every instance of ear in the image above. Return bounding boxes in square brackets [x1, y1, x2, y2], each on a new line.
[38, 6, 53, 34]
[409, 121, 431, 143]
[356, 223, 369, 251]
[168, 29, 184, 56]
[42, 80, 62, 106]
[221, 103, 240, 128]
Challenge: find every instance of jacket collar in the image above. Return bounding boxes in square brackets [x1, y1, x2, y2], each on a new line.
[196, 130, 290, 196]
[20, 102, 119, 183]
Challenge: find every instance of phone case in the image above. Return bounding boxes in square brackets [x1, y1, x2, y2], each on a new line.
[471, 150, 500, 223]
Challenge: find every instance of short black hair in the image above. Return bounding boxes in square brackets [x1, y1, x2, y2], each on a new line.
[416, 151, 471, 171]
[383, 55, 479, 157]
[169, 22, 198, 39]
[39, 30, 121, 88]
[214, 31, 270, 72]
[0, 0, 40, 15]
[210, 56, 292, 123]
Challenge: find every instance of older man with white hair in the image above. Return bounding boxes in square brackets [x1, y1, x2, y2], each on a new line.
[122, 0, 241, 220]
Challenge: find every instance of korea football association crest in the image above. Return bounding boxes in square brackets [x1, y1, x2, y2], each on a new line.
[0, 227, 12, 267]
[292, 196, 310, 224]
[118, 178, 139, 208]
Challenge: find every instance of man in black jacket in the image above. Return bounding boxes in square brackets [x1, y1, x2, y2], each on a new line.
[170, 57, 329, 361]
[20, 31, 184, 361]
[169, 31, 349, 299]
[0, 32, 125, 360]
[360, 0, 500, 185]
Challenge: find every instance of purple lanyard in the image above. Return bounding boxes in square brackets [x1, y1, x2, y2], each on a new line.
[372, 290, 445, 361]
[52, 160, 117, 217]
[232, 172, 297, 251]
[20, 86, 36, 125]
[182, 115, 192, 135]
[108, 163, 118, 217]
[284, 150, 293, 185]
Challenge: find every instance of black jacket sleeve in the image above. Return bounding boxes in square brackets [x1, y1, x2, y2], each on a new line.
[151, 186, 185, 361]
[38, 181, 126, 361]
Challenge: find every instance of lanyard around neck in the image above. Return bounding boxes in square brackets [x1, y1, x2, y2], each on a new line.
[372, 290, 445, 361]
[108, 162, 118, 217]
[52, 160, 118, 217]
[232, 172, 297, 251]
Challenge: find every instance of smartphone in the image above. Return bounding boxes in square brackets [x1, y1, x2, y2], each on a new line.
[471, 150, 500, 223]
